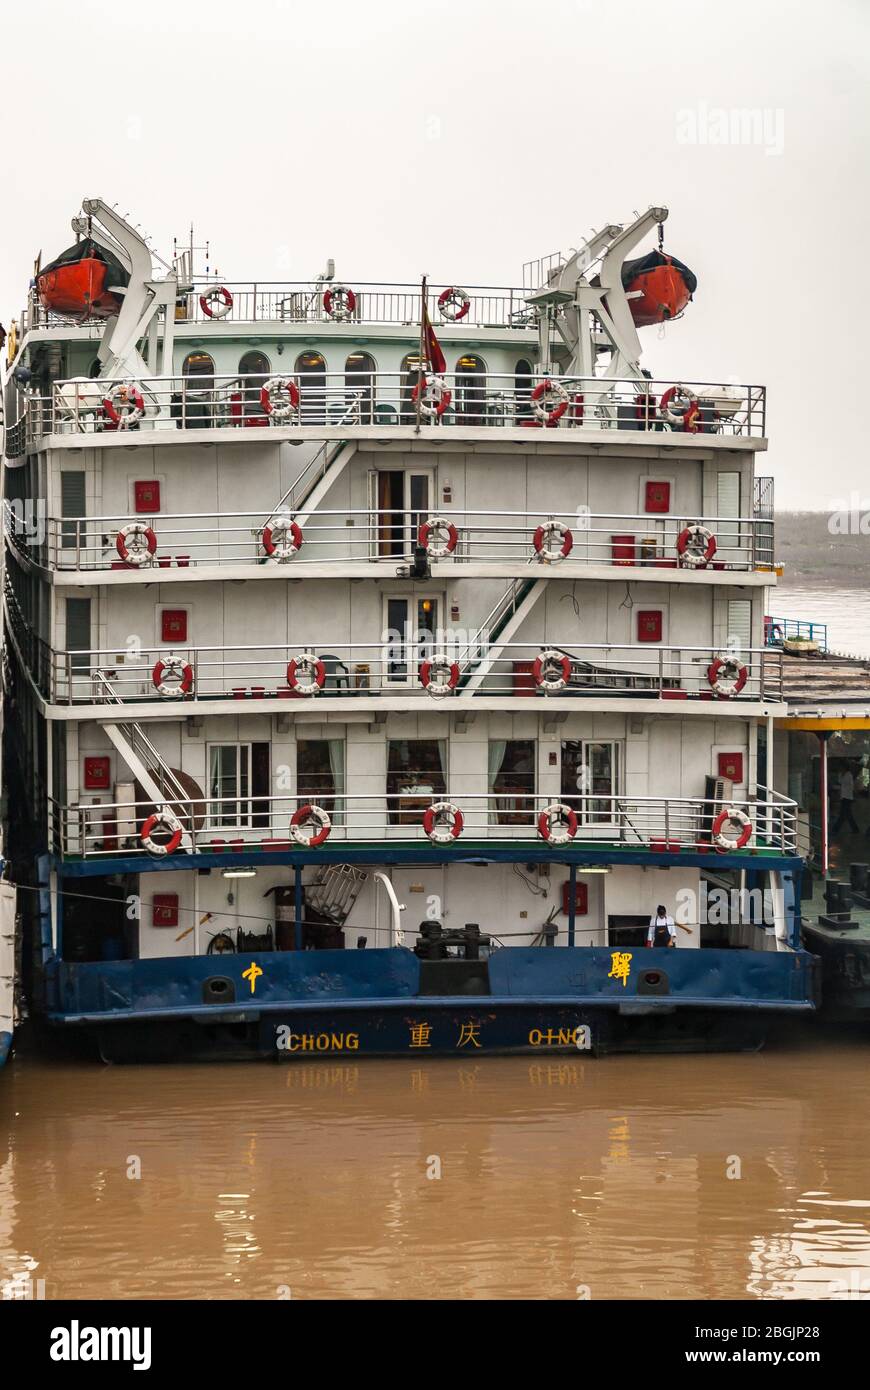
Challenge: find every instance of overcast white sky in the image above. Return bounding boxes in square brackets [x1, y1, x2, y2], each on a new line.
[3, 0, 868, 510]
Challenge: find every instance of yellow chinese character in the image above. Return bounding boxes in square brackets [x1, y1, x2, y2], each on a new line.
[242, 961, 263, 995]
[607, 951, 632, 988]
[409, 1022, 433, 1049]
[456, 1021, 482, 1049]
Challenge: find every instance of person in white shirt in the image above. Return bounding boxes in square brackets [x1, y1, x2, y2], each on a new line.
[647, 904, 677, 948]
[833, 765, 859, 834]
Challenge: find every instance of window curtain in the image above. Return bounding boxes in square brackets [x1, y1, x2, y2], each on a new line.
[327, 738, 345, 825]
[437, 739, 448, 787]
[488, 740, 507, 824]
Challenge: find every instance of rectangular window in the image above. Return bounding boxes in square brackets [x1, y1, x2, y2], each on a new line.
[384, 595, 441, 683]
[489, 739, 536, 825]
[297, 739, 345, 819]
[60, 472, 86, 551]
[387, 739, 447, 825]
[561, 740, 621, 824]
[208, 742, 269, 827]
[65, 597, 91, 671]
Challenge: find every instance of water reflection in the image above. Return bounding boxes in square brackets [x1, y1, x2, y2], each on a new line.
[1, 1035, 869, 1300]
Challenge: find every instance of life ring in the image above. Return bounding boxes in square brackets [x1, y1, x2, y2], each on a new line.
[418, 515, 458, 557]
[659, 385, 700, 433]
[531, 378, 569, 425]
[323, 285, 357, 321]
[290, 803, 332, 847]
[152, 657, 194, 697]
[676, 524, 717, 569]
[423, 801, 464, 843]
[419, 656, 460, 697]
[412, 374, 452, 418]
[533, 649, 572, 692]
[103, 382, 144, 429]
[286, 652, 326, 695]
[437, 286, 470, 322]
[537, 803, 578, 845]
[707, 655, 749, 698]
[140, 809, 183, 856]
[711, 807, 752, 852]
[260, 377, 300, 420]
[115, 522, 157, 567]
[533, 520, 573, 562]
[262, 517, 303, 560]
[199, 285, 233, 319]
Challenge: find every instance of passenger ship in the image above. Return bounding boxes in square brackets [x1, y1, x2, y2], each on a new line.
[1, 198, 817, 1061]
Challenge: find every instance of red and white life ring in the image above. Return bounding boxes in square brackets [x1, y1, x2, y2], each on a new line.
[419, 656, 460, 697]
[260, 377, 300, 420]
[707, 655, 749, 698]
[262, 517, 303, 560]
[140, 808, 184, 856]
[659, 385, 700, 432]
[116, 522, 156, 567]
[712, 807, 752, 852]
[676, 524, 717, 568]
[423, 801, 464, 843]
[418, 515, 458, 557]
[152, 657, 194, 697]
[199, 285, 233, 319]
[531, 378, 570, 425]
[533, 649, 572, 692]
[412, 374, 452, 418]
[286, 652, 326, 695]
[103, 382, 145, 429]
[437, 286, 470, 322]
[290, 803, 332, 847]
[323, 285, 357, 321]
[533, 520, 573, 562]
[537, 803, 578, 845]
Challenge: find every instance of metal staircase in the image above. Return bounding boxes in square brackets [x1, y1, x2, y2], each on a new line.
[93, 673, 194, 851]
[456, 577, 544, 691]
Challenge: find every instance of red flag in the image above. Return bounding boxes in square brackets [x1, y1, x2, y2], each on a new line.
[422, 299, 446, 375]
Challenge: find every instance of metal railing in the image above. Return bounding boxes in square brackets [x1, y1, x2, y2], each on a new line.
[50, 786, 799, 860]
[19, 371, 766, 442]
[29, 280, 534, 331]
[5, 504, 775, 574]
[765, 616, 828, 651]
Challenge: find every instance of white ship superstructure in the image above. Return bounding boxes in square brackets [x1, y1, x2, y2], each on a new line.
[0, 199, 814, 1059]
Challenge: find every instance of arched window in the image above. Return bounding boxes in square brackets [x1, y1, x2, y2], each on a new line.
[295, 350, 326, 423]
[400, 352, 422, 424]
[515, 358, 533, 421]
[180, 352, 216, 430]
[455, 354, 486, 424]
[345, 351, 376, 424]
[238, 349, 270, 418]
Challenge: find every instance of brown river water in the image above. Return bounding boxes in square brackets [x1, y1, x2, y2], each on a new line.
[2, 1030, 870, 1301]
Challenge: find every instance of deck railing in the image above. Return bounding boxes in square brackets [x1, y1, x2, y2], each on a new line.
[5, 503, 776, 574]
[17, 371, 766, 443]
[50, 786, 798, 860]
[28, 280, 535, 331]
[5, 592, 781, 707]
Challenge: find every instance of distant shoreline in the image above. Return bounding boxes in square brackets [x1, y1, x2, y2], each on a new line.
[776, 512, 870, 588]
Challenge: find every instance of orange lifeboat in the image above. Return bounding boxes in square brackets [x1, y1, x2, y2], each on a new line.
[621, 250, 697, 328]
[37, 239, 129, 320]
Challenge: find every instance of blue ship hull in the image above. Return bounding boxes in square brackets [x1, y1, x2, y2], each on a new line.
[45, 945, 819, 1062]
